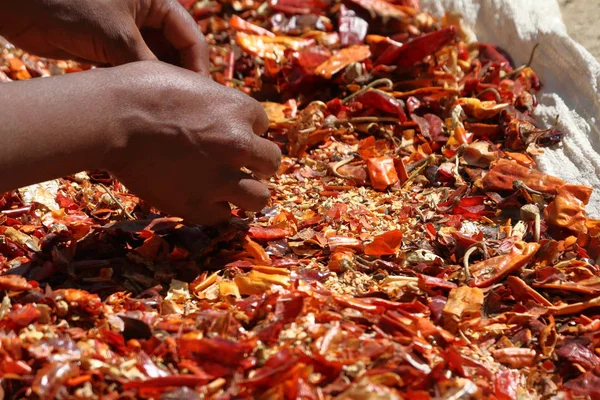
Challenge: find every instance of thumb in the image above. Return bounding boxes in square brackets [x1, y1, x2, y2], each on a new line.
[111, 25, 157, 66]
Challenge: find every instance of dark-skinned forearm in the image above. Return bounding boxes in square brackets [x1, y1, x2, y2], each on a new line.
[0, 70, 123, 192]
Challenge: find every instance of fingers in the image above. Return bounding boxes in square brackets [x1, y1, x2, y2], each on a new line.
[240, 101, 281, 178]
[251, 102, 270, 137]
[186, 201, 232, 225]
[186, 170, 271, 225]
[217, 171, 272, 212]
[145, 0, 210, 74]
[244, 136, 282, 179]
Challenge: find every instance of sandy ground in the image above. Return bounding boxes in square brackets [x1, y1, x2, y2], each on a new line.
[559, 0, 600, 60]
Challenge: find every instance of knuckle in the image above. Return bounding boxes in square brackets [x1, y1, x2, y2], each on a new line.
[254, 99, 268, 116]
[250, 99, 268, 122]
[227, 88, 257, 113]
[246, 95, 263, 111]
[226, 127, 254, 159]
[255, 110, 270, 135]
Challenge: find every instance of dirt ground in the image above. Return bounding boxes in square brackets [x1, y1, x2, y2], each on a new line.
[559, 0, 600, 60]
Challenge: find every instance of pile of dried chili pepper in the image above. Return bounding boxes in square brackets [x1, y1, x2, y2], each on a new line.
[1, 0, 600, 399]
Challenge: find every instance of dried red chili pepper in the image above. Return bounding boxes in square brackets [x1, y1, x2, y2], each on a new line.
[339, 5, 369, 46]
[0, 274, 32, 291]
[492, 348, 536, 368]
[366, 156, 399, 190]
[468, 242, 539, 287]
[355, 89, 408, 121]
[248, 226, 290, 241]
[229, 15, 275, 37]
[544, 184, 589, 234]
[0, 1, 596, 398]
[364, 229, 403, 256]
[375, 26, 456, 66]
[316, 45, 371, 79]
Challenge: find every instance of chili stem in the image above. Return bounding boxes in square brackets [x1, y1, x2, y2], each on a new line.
[334, 116, 401, 126]
[513, 180, 552, 199]
[402, 155, 436, 187]
[342, 78, 394, 104]
[508, 43, 540, 78]
[463, 242, 488, 281]
[476, 87, 502, 103]
[98, 183, 134, 220]
[331, 156, 356, 180]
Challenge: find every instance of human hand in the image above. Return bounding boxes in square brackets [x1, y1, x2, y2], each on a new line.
[0, 61, 280, 225]
[105, 61, 281, 224]
[0, 0, 208, 73]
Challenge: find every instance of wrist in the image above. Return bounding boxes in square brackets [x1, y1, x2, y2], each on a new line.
[85, 67, 136, 175]
[0, 68, 123, 192]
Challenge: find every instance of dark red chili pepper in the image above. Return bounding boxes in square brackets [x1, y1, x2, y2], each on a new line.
[123, 375, 212, 389]
[375, 26, 456, 67]
[355, 89, 408, 121]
